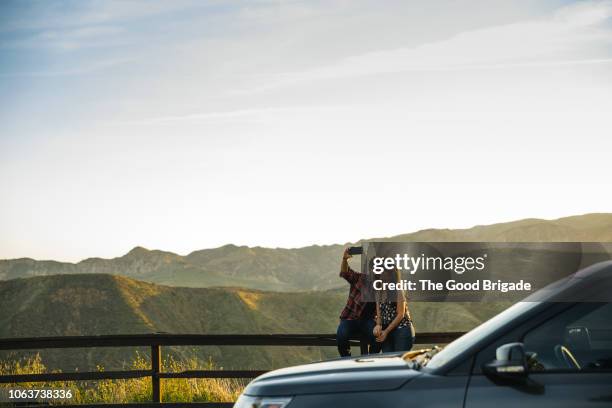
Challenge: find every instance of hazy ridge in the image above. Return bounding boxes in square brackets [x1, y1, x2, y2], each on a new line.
[2, 213, 612, 291]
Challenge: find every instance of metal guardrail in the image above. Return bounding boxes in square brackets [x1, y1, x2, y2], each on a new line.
[0, 332, 465, 406]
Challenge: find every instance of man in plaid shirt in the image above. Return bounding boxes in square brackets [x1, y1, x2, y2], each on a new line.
[336, 248, 377, 357]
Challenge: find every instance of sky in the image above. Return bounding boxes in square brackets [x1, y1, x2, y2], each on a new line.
[1, 0, 612, 262]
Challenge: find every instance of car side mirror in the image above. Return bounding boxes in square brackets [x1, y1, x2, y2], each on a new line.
[483, 342, 527, 381]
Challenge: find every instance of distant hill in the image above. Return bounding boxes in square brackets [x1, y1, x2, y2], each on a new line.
[389, 213, 612, 242]
[1, 213, 612, 291]
[0, 274, 505, 371]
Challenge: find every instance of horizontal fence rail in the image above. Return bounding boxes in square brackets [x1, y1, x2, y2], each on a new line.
[0, 332, 463, 350]
[0, 332, 465, 406]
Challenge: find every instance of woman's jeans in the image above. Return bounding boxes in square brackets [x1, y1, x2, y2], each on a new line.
[336, 318, 378, 357]
[381, 326, 414, 353]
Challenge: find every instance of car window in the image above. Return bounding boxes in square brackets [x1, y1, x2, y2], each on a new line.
[426, 301, 540, 370]
[523, 302, 612, 372]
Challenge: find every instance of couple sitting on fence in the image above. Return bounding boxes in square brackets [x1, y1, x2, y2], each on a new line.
[336, 248, 415, 357]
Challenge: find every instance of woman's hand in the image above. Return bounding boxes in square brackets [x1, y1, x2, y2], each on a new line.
[373, 324, 382, 337]
[376, 329, 388, 343]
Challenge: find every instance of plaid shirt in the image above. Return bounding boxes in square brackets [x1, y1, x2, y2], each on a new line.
[339, 266, 374, 320]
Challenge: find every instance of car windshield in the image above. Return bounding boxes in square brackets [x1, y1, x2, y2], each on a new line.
[425, 301, 541, 369]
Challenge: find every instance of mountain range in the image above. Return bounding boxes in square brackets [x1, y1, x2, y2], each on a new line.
[2, 213, 612, 291]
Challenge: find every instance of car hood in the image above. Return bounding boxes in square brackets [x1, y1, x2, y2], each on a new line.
[243, 354, 421, 396]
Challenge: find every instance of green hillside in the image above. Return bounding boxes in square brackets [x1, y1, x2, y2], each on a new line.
[0, 274, 505, 372]
[2, 213, 612, 291]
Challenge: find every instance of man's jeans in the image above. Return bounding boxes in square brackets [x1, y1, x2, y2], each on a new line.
[336, 318, 378, 357]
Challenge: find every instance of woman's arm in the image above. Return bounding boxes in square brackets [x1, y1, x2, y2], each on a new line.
[382, 298, 405, 335]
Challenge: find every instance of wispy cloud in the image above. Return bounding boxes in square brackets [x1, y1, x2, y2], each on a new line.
[0, 56, 132, 77]
[1, 25, 127, 50]
[236, 0, 612, 92]
[0, 0, 216, 52]
[108, 105, 346, 126]
[0, 0, 205, 33]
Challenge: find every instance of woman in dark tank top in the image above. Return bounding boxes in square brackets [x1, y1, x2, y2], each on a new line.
[373, 266, 415, 353]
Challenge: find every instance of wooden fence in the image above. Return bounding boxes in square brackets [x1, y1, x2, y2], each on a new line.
[0, 332, 464, 407]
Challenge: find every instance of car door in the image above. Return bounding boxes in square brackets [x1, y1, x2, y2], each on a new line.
[465, 302, 612, 408]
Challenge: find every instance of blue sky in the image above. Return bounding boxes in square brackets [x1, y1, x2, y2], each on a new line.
[1, 0, 612, 261]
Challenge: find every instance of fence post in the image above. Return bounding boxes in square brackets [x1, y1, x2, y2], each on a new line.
[151, 345, 162, 403]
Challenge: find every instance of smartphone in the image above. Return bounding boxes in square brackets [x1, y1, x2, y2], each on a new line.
[348, 246, 363, 256]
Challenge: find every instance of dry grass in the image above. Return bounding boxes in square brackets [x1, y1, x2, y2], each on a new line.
[0, 353, 246, 404]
